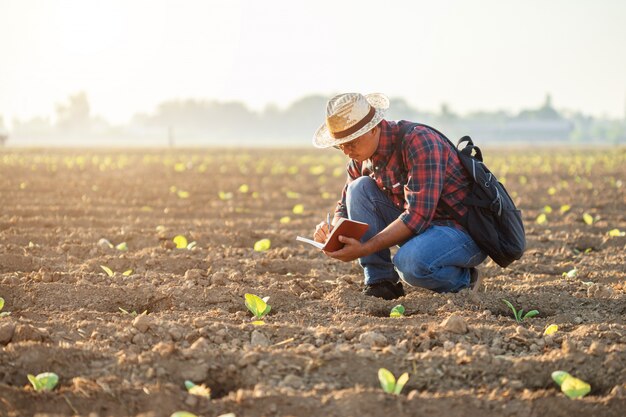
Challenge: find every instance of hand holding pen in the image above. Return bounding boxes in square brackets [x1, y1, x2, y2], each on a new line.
[314, 212, 333, 243]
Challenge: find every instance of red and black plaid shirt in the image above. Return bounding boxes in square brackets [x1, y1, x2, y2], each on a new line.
[335, 120, 471, 235]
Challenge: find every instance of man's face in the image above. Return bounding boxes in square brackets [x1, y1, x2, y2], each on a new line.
[336, 127, 380, 162]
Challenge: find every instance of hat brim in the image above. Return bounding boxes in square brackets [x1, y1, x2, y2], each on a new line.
[312, 93, 389, 149]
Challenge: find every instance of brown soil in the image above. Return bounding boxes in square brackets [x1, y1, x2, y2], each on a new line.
[0, 147, 625, 417]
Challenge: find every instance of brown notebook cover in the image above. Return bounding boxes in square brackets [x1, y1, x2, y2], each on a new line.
[296, 218, 369, 252]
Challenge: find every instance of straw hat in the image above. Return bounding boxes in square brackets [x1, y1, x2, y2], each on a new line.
[313, 92, 389, 148]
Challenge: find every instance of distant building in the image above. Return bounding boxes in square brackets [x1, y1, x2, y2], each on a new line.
[443, 94, 574, 143]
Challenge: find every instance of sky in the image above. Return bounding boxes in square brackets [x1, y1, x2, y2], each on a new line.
[1, 0, 625, 126]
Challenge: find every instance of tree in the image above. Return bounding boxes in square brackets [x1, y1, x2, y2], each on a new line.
[55, 92, 91, 131]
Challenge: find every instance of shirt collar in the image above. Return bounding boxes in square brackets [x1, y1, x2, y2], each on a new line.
[368, 119, 398, 171]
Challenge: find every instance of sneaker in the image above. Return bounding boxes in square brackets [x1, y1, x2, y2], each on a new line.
[363, 280, 405, 300]
[469, 268, 482, 292]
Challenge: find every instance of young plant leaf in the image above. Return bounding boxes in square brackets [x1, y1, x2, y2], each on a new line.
[608, 228, 625, 237]
[562, 268, 578, 278]
[582, 213, 594, 225]
[173, 235, 188, 249]
[390, 305, 405, 318]
[502, 299, 519, 322]
[394, 372, 410, 395]
[244, 293, 270, 320]
[551, 371, 591, 399]
[551, 371, 569, 385]
[544, 324, 559, 336]
[100, 265, 114, 277]
[171, 412, 199, 417]
[254, 238, 271, 252]
[27, 372, 59, 391]
[184, 380, 211, 398]
[561, 374, 591, 399]
[292, 204, 304, 214]
[27, 374, 42, 391]
[536, 213, 547, 225]
[115, 242, 128, 251]
[218, 191, 233, 200]
[378, 368, 396, 394]
[523, 310, 539, 320]
[0, 297, 4, 311]
[122, 269, 133, 276]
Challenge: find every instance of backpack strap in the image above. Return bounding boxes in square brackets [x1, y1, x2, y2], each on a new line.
[394, 121, 470, 226]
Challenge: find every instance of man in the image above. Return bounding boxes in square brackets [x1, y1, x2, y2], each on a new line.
[311, 92, 486, 300]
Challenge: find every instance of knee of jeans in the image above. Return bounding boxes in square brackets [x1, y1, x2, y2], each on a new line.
[393, 249, 430, 279]
[346, 176, 377, 207]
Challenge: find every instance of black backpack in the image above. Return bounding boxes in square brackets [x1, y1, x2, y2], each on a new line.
[398, 122, 526, 268]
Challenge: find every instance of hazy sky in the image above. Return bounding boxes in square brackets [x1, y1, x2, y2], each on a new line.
[1, 0, 625, 125]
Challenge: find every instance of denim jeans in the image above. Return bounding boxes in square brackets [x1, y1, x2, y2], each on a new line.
[345, 176, 487, 293]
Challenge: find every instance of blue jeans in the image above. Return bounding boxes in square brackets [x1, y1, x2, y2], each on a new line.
[346, 176, 487, 293]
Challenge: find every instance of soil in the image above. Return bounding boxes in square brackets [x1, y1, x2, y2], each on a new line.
[0, 147, 625, 417]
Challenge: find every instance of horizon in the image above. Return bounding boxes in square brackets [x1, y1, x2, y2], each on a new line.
[1, 0, 625, 128]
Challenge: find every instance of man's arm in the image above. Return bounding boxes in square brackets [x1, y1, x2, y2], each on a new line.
[325, 218, 413, 262]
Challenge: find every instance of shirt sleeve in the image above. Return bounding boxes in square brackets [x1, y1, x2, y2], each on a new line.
[398, 128, 448, 234]
[334, 160, 362, 219]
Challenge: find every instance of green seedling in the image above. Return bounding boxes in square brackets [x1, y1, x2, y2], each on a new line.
[254, 238, 271, 252]
[119, 307, 147, 316]
[292, 204, 304, 214]
[100, 265, 114, 277]
[390, 305, 405, 318]
[502, 299, 539, 323]
[171, 412, 198, 417]
[544, 324, 558, 336]
[27, 372, 59, 392]
[562, 268, 578, 279]
[172, 235, 196, 250]
[100, 266, 132, 277]
[218, 191, 233, 200]
[184, 380, 211, 398]
[244, 293, 271, 323]
[115, 242, 128, 251]
[173, 235, 188, 249]
[552, 371, 591, 399]
[378, 368, 409, 395]
[0, 297, 10, 317]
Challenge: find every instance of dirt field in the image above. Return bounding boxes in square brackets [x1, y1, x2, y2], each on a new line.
[0, 146, 625, 417]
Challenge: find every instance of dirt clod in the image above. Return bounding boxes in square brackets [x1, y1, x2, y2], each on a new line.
[440, 314, 468, 334]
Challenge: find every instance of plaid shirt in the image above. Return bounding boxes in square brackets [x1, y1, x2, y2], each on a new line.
[335, 120, 471, 235]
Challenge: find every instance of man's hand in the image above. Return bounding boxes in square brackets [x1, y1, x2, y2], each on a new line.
[324, 236, 365, 262]
[325, 219, 414, 262]
[313, 220, 332, 243]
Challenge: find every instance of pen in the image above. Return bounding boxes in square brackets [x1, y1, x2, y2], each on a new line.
[326, 212, 331, 232]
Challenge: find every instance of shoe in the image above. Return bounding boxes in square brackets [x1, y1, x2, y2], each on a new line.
[469, 268, 482, 292]
[363, 280, 405, 300]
